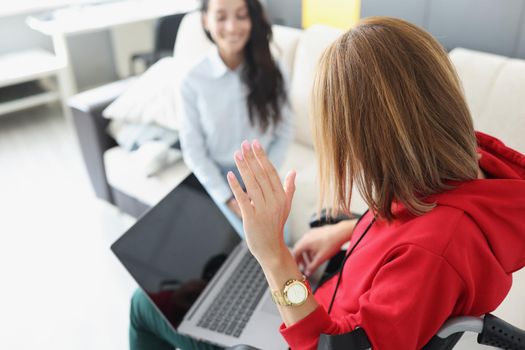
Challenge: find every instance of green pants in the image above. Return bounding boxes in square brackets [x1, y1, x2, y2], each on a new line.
[129, 288, 224, 350]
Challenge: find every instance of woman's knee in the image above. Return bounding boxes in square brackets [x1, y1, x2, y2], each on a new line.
[130, 288, 152, 329]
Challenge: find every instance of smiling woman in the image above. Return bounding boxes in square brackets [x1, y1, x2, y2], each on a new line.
[201, 0, 288, 135]
[179, 0, 292, 223]
[128, 0, 294, 349]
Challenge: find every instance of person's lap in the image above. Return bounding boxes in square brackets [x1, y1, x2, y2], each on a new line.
[129, 165, 292, 350]
[129, 288, 224, 350]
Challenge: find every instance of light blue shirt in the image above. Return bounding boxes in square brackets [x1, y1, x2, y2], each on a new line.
[179, 48, 294, 204]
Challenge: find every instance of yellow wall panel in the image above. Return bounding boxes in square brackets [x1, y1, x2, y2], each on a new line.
[302, 0, 361, 29]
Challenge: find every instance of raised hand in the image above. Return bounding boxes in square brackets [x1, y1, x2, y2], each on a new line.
[226, 139, 296, 267]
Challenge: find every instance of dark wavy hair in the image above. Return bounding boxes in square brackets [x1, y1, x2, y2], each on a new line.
[201, 0, 287, 132]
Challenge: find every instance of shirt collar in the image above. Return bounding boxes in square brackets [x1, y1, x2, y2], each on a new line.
[207, 47, 244, 78]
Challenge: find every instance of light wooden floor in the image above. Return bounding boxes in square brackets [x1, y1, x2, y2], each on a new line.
[0, 104, 136, 350]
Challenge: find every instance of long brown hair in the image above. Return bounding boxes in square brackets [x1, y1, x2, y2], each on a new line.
[313, 17, 479, 221]
[201, 0, 287, 132]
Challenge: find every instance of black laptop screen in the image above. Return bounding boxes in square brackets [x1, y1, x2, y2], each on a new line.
[111, 174, 242, 328]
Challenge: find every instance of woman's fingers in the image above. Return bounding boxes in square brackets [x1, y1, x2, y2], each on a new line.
[227, 171, 252, 214]
[283, 170, 296, 209]
[293, 241, 319, 276]
[292, 246, 309, 274]
[234, 140, 295, 209]
[252, 139, 282, 192]
[241, 140, 274, 196]
[292, 244, 304, 262]
[304, 255, 323, 277]
[292, 236, 310, 261]
[234, 150, 265, 204]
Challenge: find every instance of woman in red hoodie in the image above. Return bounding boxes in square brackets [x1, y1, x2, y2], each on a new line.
[226, 17, 525, 349]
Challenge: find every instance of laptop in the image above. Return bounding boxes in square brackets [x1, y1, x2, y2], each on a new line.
[111, 173, 288, 349]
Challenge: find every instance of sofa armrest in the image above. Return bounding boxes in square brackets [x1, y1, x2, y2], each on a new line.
[68, 78, 135, 203]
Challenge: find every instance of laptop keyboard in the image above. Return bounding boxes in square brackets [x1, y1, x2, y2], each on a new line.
[197, 251, 267, 338]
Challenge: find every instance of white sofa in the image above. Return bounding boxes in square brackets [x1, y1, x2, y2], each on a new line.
[97, 12, 358, 244]
[101, 12, 525, 243]
[69, 10, 525, 338]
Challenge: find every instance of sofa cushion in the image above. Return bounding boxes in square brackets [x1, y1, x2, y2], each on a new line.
[289, 25, 343, 148]
[172, 11, 214, 90]
[171, 11, 211, 131]
[101, 13, 212, 131]
[102, 57, 179, 129]
[450, 48, 525, 153]
[281, 142, 368, 243]
[280, 142, 318, 242]
[104, 147, 191, 207]
[271, 25, 302, 79]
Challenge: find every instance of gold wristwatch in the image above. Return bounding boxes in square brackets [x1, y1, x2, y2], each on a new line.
[271, 276, 311, 306]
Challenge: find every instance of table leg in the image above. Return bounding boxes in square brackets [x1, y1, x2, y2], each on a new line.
[52, 33, 77, 119]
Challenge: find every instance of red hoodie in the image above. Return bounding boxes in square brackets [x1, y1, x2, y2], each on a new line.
[280, 132, 525, 349]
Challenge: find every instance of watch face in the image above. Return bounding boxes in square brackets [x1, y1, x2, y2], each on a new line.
[286, 282, 308, 305]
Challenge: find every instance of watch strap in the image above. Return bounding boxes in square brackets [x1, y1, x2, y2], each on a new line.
[271, 276, 310, 306]
[271, 289, 291, 306]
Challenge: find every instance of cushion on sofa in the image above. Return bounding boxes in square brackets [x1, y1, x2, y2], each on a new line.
[172, 11, 215, 78]
[482, 59, 525, 154]
[271, 25, 302, 78]
[450, 48, 525, 153]
[281, 142, 368, 243]
[102, 57, 179, 129]
[289, 25, 343, 148]
[104, 147, 191, 207]
[100, 12, 212, 131]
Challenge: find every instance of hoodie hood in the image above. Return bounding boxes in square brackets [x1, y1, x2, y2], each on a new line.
[433, 132, 525, 274]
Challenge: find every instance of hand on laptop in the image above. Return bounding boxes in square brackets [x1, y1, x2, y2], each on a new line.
[293, 219, 358, 277]
[227, 139, 295, 265]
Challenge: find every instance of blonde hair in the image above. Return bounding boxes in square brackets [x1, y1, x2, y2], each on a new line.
[313, 17, 478, 221]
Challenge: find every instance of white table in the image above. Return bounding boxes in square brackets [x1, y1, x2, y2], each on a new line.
[0, 49, 66, 117]
[26, 0, 198, 97]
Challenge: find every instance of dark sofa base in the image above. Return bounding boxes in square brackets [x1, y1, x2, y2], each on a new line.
[68, 79, 141, 214]
[111, 186, 151, 218]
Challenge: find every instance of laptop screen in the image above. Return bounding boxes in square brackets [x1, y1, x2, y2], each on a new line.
[111, 173, 242, 329]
